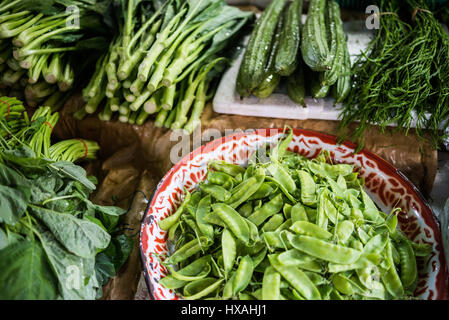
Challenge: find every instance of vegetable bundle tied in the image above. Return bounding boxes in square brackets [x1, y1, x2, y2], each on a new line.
[340, 0, 449, 149]
[0, 95, 133, 300]
[158, 128, 431, 300]
[0, 0, 111, 108]
[80, 0, 253, 133]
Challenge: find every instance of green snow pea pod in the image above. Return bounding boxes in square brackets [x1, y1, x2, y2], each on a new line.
[397, 238, 418, 289]
[207, 171, 234, 189]
[386, 213, 398, 233]
[326, 176, 344, 197]
[159, 255, 212, 289]
[305, 207, 317, 223]
[182, 278, 224, 300]
[212, 203, 250, 245]
[329, 288, 344, 300]
[263, 231, 293, 251]
[227, 175, 265, 209]
[159, 189, 191, 230]
[165, 236, 210, 265]
[239, 292, 255, 300]
[360, 189, 382, 223]
[203, 210, 225, 227]
[297, 170, 317, 206]
[158, 275, 187, 290]
[183, 216, 203, 238]
[196, 195, 214, 241]
[349, 238, 364, 251]
[296, 261, 323, 273]
[200, 183, 231, 202]
[347, 193, 362, 210]
[363, 233, 388, 255]
[275, 218, 292, 232]
[266, 162, 296, 194]
[248, 193, 284, 226]
[238, 202, 253, 218]
[185, 191, 202, 217]
[277, 249, 315, 266]
[304, 271, 328, 286]
[289, 221, 332, 240]
[234, 173, 243, 183]
[327, 254, 380, 273]
[262, 214, 285, 232]
[262, 266, 281, 300]
[265, 176, 297, 204]
[168, 221, 180, 242]
[323, 197, 345, 225]
[380, 239, 404, 298]
[251, 288, 262, 300]
[249, 182, 278, 200]
[222, 229, 236, 277]
[209, 160, 245, 177]
[316, 189, 329, 230]
[222, 271, 236, 300]
[291, 202, 309, 223]
[336, 175, 347, 190]
[252, 247, 268, 269]
[357, 227, 371, 245]
[270, 127, 293, 161]
[283, 203, 292, 219]
[323, 163, 354, 179]
[336, 220, 354, 244]
[268, 254, 321, 300]
[233, 255, 254, 296]
[350, 207, 364, 225]
[289, 235, 362, 264]
[246, 219, 260, 242]
[332, 274, 356, 295]
[167, 263, 211, 281]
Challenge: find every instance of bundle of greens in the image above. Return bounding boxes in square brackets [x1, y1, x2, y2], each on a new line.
[0, 0, 112, 108]
[0, 96, 131, 299]
[340, 0, 449, 149]
[78, 0, 253, 134]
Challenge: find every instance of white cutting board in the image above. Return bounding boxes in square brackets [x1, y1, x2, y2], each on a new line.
[213, 19, 426, 127]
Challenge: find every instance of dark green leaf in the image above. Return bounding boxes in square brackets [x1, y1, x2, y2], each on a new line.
[0, 240, 58, 299]
[0, 185, 28, 225]
[38, 229, 99, 300]
[30, 204, 111, 258]
[94, 253, 116, 286]
[48, 162, 96, 191]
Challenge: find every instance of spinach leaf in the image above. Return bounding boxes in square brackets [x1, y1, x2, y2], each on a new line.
[0, 185, 28, 225]
[38, 230, 98, 300]
[30, 204, 111, 258]
[2, 146, 49, 174]
[0, 240, 58, 299]
[94, 253, 116, 287]
[48, 162, 96, 192]
[0, 227, 8, 250]
[0, 163, 30, 188]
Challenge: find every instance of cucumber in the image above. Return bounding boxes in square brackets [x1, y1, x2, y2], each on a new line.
[301, 0, 332, 72]
[287, 60, 306, 106]
[333, 48, 351, 103]
[236, 0, 287, 97]
[274, 0, 303, 76]
[323, 1, 345, 86]
[311, 72, 330, 99]
[254, 5, 285, 98]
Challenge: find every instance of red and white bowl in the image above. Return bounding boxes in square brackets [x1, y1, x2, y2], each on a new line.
[139, 128, 448, 300]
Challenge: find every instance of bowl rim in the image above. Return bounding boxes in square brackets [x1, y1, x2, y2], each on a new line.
[139, 127, 448, 300]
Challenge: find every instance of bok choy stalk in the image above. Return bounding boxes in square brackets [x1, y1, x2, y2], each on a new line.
[80, 0, 253, 131]
[0, 0, 112, 108]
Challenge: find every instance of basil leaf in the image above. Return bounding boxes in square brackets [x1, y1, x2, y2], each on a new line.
[0, 240, 58, 299]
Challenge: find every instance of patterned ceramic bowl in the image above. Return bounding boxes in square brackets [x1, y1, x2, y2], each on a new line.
[140, 128, 448, 300]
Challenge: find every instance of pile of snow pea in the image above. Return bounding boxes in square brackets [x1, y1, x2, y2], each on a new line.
[158, 129, 431, 300]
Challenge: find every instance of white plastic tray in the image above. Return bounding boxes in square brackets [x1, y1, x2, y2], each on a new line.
[213, 20, 424, 127]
